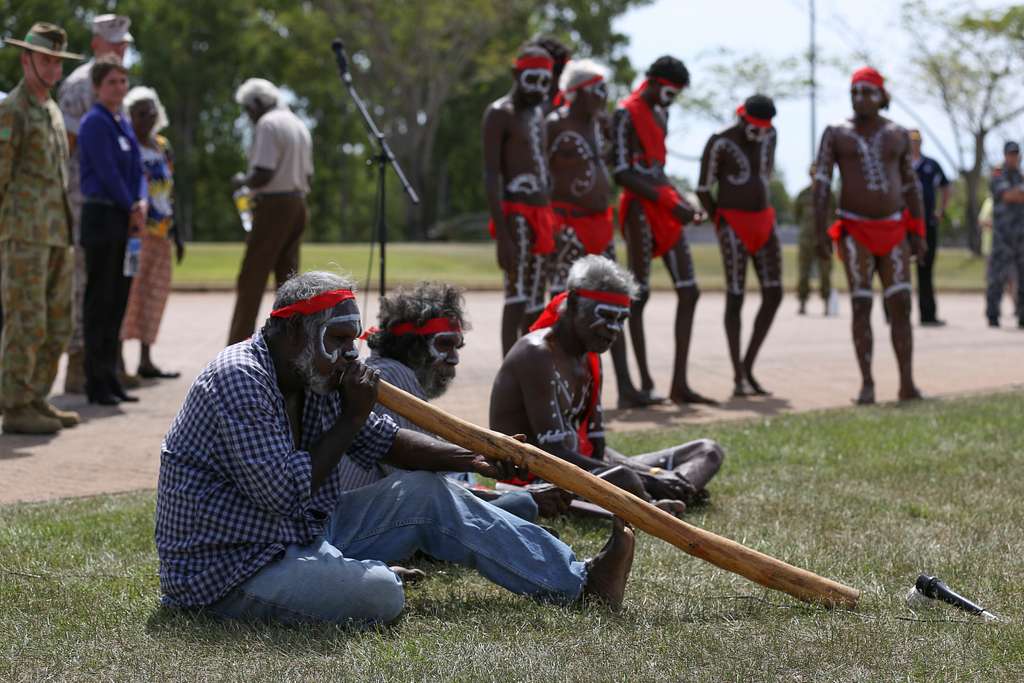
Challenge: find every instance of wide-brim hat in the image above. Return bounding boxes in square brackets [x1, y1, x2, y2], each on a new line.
[4, 22, 83, 60]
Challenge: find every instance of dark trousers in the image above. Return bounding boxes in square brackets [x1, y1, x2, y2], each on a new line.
[916, 220, 939, 322]
[227, 193, 306, 345]
[81, 202, 132, 399]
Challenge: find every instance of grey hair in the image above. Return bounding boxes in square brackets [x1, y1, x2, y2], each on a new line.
[124, 86, 169, 133]
[566, 255, 639, 299]
[235, 77, 281, 111]
[266, 270, 358, 339]
[559, 58, 610, 103]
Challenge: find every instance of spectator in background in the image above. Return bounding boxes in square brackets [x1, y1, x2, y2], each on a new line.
[226, 78, 313, 345]
[986, 141, 1024, 328]
[910, 129, 951, 326]
[77, 56, 146, 405]
[119, 86, 183, 380]
[793, 164, 833, 315]
[0, 23, 83, 434]
[58, 13, 134, 394]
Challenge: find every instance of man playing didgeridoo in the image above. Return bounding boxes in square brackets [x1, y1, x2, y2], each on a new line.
[697, 95, 782, 397]
[156, 271, 635, 624]
[334, 281, 571, 521]
[813, 67, 925, 404]
[483, 45, 559, 355]
[611, 56, 714, 405]
[490, 255, 725, 515]
[547, 58, 656, 409]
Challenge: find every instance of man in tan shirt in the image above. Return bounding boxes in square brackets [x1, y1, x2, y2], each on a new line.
[227, 78, 313, 345]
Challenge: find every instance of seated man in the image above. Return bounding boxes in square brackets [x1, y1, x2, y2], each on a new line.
[155, 271, 635, 624]
[490, 255, 724, 512]
[334, 281, 570, 521]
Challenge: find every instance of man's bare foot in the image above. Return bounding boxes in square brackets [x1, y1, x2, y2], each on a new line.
[617, 388, 667, 409]
[670, 387, 719, 406]
[854, 384, 875, 405]
[898, 386, 924, 402]
[743, 369, 771, 396]
[529, 484, 573, 518]
[653, 499, 686, 516]
[732, 378, 753, 398]
[582, 518, 635, 611]
[389, 566, 427, 585]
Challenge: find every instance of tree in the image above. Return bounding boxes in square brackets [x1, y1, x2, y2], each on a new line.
[902, 1, 1024, 253]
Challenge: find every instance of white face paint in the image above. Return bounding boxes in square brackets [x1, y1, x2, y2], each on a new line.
[318, 314, 362, 363]
[518, 69, 552, 94]
[427, 331, 463, 365]
[744, 123, 773, 142]
[658, 85, 680, 106]
[584, 81, 608, 101]
[590, 303, 630, 333]
[851, 82, 882, 104]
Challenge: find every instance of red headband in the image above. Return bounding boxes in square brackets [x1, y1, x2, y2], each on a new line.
[851, 67, 885, 90]
[566, 74, 604, 93]
[737, 105, 772, 129]
[649, 76, 685, 89]
[269, 289, 356, 318]
[515, 55, 554, 71]
[575, 288, 632, 307]
[388, 317, 462, 336]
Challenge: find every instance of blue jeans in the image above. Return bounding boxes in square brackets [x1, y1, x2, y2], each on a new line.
[209, 470, 587, 625]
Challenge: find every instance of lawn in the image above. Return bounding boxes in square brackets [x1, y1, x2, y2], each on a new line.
[173, 241, 989, 293]
[3, 392, 1023, 680]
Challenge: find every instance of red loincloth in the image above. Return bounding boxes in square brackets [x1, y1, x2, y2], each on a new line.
[551, 201, 615, 254]
[488, 201, 557, 255]
[619, 185, 684, 258]
[828, 209, 925, 257]
[715, 206, 777, 255]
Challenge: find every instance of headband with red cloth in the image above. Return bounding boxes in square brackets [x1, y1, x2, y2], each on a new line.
[851, 66, 885, 90]
[269, 289, 356, 318]
[528, 289, 632, 333]
[515, 55, 554, 71]
[553, 73, 605, 106]
[737, 105, 773, 129]
[360, 316, 462, 340]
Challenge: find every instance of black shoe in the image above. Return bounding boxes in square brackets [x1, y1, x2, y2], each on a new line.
[112, 390, 140, 403]
[920, 319, 946, 327]
[1018, 319, 1024, 329]
[87, 393, 121, 406]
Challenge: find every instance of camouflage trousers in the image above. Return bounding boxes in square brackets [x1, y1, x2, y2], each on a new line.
[0, 240, 72, 409]
[985, 226, 1024, 322]
[68, 207, 86, 354]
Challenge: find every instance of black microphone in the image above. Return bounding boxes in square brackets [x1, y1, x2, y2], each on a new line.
[331, 38, 351, 83]
[912, 574, 999, 620]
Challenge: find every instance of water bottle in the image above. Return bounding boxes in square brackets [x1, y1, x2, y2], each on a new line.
[827, 288, 840, 317]
[123, 236, 141, 277]
[233, 186, 253, 233]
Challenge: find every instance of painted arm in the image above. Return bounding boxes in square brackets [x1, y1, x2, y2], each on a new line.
[812, 127, 836, 258]
[899, 133, 925, 220]
[695, 134, 718, 217]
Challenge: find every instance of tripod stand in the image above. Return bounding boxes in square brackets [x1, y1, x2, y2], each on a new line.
[332, 39, 419, 297]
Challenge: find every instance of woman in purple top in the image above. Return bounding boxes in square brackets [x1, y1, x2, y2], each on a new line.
[77, 55, 146, 405]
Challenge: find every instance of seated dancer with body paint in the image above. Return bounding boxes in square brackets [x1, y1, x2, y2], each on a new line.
[490, 256, 725, 515]
[333, 281, 571, 521]
[696, 95, 783, 397]
[155, 272, 636, 624]
[611, 56, 715, 406]
[483, 44, 559, 355]
[813, 67, 925, 404]
[547, 59, 657, 410]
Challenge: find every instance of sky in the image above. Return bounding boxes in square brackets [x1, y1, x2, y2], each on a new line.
[613, 0, 1011, 194]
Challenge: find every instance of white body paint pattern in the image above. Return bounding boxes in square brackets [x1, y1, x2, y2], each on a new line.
[550, 130, 596, 197]
[536, 366, 590, 450]
[612, 109, 662, 177]
[590, 303, 630, 333]
[702, 137, 752, 189]
[834, 123, 893, 193]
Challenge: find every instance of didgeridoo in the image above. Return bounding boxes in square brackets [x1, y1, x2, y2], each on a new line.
[376, 380, 859, 608]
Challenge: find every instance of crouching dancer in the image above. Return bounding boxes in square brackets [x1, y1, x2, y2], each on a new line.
[155, 272, 634, 625]
[490, 255, 725, 514]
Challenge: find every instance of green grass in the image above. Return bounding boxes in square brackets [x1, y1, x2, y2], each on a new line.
[3, 392, 1024, 680]
[173, 241, 989, 293]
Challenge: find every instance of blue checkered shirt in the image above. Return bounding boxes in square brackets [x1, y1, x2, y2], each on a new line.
[155, 331, 399, 607]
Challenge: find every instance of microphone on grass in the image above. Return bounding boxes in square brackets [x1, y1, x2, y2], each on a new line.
[906, 574, 1000, 621]
[331, 38, 351, 83]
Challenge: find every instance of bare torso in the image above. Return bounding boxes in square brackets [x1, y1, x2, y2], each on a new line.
[547, 109, 611, 212]
[698, 125, 775, 212]
[819, 116, 909, 218]
[485, 95, 551, 206]
[611, 104, 671, 187]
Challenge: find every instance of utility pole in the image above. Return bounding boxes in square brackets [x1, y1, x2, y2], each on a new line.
[810, 0, 817, 162]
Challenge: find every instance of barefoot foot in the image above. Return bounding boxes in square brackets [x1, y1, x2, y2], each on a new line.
[653, 499, 686, 517]
[389, 566, 427, 585]
[617, 388, 667, 410]
[854, 384, 875, 405]
[898, 386, 924, 402]
[582, 518, 635, 611]
[743, 369, 772, 396]
[670, 387, 719, 406]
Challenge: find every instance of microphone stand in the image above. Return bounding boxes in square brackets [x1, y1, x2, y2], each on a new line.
[331, 39, 419, 297]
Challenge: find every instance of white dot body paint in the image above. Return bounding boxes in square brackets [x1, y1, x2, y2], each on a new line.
[319, 314, 362, 363]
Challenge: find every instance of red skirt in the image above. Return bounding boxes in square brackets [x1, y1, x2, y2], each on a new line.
[828, 209, 925, 257]
[551, 201, 614, 254]
[618, 185, 683, 258]
[488, 201, 557, 255]
[715, 206, 776, 254]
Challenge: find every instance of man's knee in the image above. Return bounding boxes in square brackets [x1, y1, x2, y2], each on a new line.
[677, 285, 700, 305]
[697, 438, 725, 471]
[761, 286, 783, 308]
[359, 568, 406, 625]
[724, 292, 743, 315]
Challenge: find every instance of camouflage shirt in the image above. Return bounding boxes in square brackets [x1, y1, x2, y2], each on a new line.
[989, 165, 1024, 234]
[0, 81, 72, 246]
[58, 58, 95, 211]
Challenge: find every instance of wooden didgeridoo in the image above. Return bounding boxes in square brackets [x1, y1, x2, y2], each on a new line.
[376, 380, 860, 608]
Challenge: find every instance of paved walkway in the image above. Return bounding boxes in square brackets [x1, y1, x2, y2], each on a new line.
[1, 291, 1021, 504]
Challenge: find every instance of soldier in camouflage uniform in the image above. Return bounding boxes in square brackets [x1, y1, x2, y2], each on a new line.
[793, 165, 834, 315]
[986, 141, 1024, 328]
[57, 14, 133, 393]
[0, 23, 83, 434]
